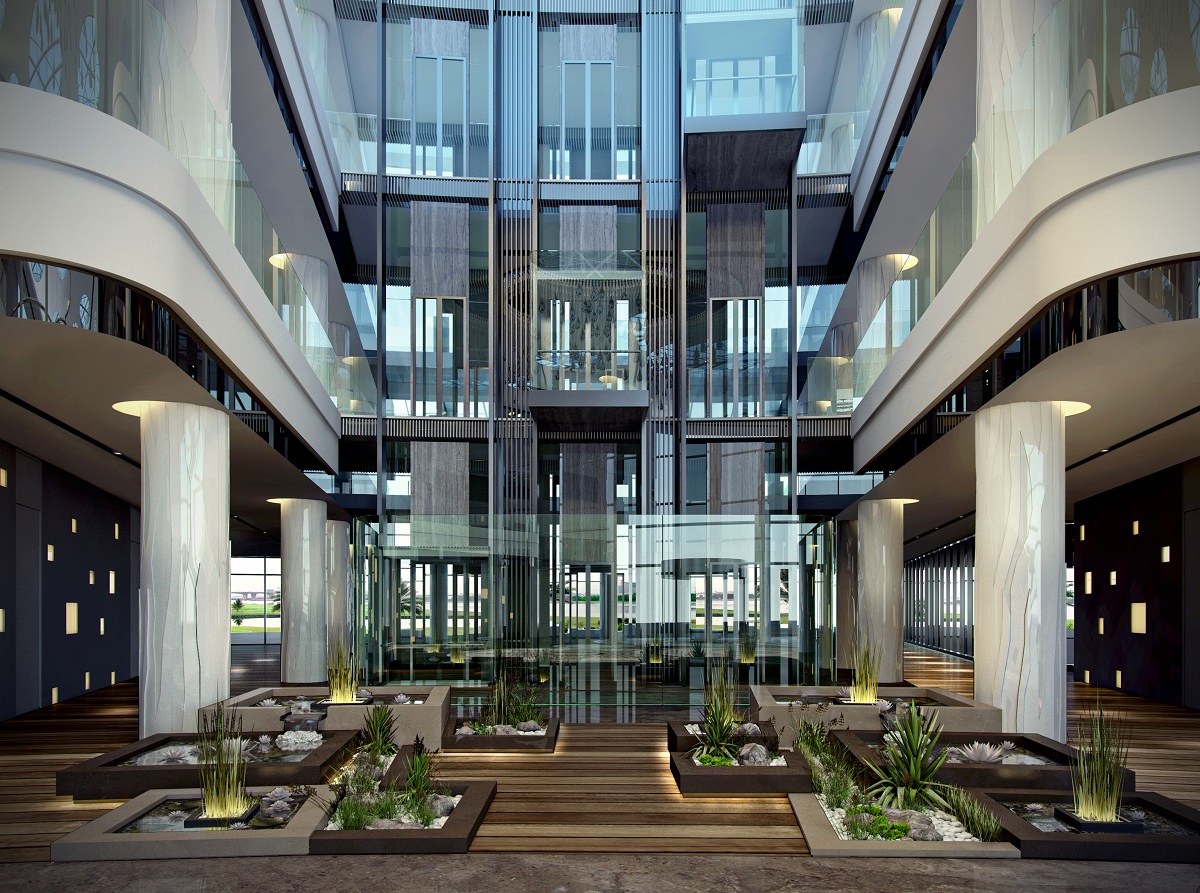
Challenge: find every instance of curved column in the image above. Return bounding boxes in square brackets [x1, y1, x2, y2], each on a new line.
[121, 401, 230, 738]
[856, 4, 904, 115]
[326, 519, 352, 652]
[975, 401, 1069, 741]
[856, 498, 908, 684]
[855, 253, 907, 335]
[278, 498, 328, 683]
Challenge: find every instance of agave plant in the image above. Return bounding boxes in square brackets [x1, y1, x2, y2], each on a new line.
[1070, 697, 1130, 822]
[848, 640, 880, 704]
[867, 702, 948, 810]
[689, 661, 744, 762]
[361, 703, 398, 757]
[949, 740, 1007, 763]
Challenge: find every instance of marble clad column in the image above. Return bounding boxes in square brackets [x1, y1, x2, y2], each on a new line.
[836, 519, 859, 674]
[326, 520, 352, 652]
[857, 499, 906, 684]
[279, 498, 328, 683]
[975, 401, 1068, 741]
[125, 401, 230, 738]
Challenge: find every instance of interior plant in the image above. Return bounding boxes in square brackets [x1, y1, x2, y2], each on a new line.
[943, 785, 1002, 842]
[848, 639, 880, 704]
[361, 703, 398, 758]
[738, 625, 757, 665]
[867, 703, 948, 810]
[482, 663, 545, 728]
[197, 703, 253, 821]
[400, 735, 442, 827]
[789, 714, 856, 809]
[1070, 696, 1131, 822]
[327, 637, 361, 703]
[845, 803, 909, 840]
[689, 661, 743, 762]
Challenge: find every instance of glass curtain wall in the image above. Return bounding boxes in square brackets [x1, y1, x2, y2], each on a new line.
[230, 557, 283, 645]
[904, 537, 974, 658]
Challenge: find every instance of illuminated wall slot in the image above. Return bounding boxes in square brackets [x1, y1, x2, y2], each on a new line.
[114, 522, 120, 540]
[1109, 571, 1116, 585]
[0, 468, 7, 487]
[89, 570, 95, 585]
[1131, 520, 1139, 535]
[1098, 617, 1105, 635]
[99, 617, 106, 636]
[1084, 572, 1092, 594]
[109, 571, 116, 594]
[47, 544, 55, 561]
[1131, 603, 1146, 634]
[1162, 546, 1171, 563]
[1079, 525, 1085, 541]
[0, 608, 5, 633]
[110, 671, 116, 685]
[1084, 670, 1090, 683]
[71, 518, 78, 533]
[65, 603, 78, 635]
[84, 671, 91, 690]
[1115, 669, 1123, 688]
[51, 687, 59, 704]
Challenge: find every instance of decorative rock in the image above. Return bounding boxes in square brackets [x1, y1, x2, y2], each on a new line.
[883, 808, 932, 827]
[734, 722, 761, 736]
[738, 743, 771, 765]
[366, 818, 400, 830]
[516, 720, 542, 732]
[428, 794, 456, 818]
[907, 826, 944, 841]
[456, 724, 475, 736]
[491, 724, 519, 736]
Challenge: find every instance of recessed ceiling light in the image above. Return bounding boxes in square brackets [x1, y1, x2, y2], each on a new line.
[1100, 448, 1109, 453]
[268, 253, 289, 269]
[114, 451, 122, 456]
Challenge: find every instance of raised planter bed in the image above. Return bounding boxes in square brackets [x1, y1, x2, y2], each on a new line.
[669, 749, 811, 797]
[831, 729, 1136, 792]
[666, 720, 778, 754]
[973, 789, 1200, 862]
[750, 685, 1001, 745]
[788, 793, 1020, 858]
[441, 717, 560, 752]
[55, 730, 359, 801]
[49, 785, 332, 861]
[204, 685, 451, 750]
[308, 780, 496, 854]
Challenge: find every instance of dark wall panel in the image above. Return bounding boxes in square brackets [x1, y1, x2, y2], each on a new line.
[1074, 465, 1184, 705]
[0, 442, 14, 720]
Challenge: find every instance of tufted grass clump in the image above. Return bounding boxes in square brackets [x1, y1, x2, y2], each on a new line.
[848, 640, 880, 704]
[943, 785, 1002, 842]
[197, 703, 253, 820]
[1071, 697, 1130, 822]
[327, 638, 361, 704]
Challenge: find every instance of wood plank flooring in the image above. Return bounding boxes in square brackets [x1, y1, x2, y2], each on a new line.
[434, 723, 807, 855]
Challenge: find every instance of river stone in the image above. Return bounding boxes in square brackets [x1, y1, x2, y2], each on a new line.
[738, 743, 771, 765]
[883, 808, 933, 828]
[492, 724, 519, 736]
[907, 825, 944, 841]
[428, 794, 456, 818]
[735, 722, 761, 736]
[366, 818, 401, 830]
[516, 720, 543, 732]
[456, 725, 475, 736]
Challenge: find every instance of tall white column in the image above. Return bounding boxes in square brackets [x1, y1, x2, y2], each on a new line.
[278, 498, 328, 683]
[326, 519, 352, 652]
[119, 401, 230, 738]
[975, 401, 1068, 741]
[857, 498, 907, 684]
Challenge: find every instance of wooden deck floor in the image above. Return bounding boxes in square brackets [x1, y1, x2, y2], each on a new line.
[435, 723, 807, 855]
[1, 647, 1197, 862]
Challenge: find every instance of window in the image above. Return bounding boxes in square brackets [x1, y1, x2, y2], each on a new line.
[413, 296, 467, 416]
[413, 56, 467, 177]
[558, 61, 614, 180]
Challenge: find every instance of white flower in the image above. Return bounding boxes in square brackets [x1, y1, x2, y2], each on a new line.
[230, 822, 250, 830]
[167, 810, 189, 821]
[256, 698, 279, 707]
[393, 693, 411, 704]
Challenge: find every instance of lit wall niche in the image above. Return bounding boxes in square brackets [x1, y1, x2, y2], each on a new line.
[1131, 602, 1147, 634]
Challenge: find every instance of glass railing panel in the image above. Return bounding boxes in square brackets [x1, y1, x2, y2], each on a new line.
[796, 112, 866, 175]
[0, 0, 376, 413]
[843, 0, 1200, 403]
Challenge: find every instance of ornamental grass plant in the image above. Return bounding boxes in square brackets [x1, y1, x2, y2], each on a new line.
[1070, 696, 1131, 822]
[848, 639, 880, 704]
[327, 638, 361, 703]
[197, 703, 253, 820]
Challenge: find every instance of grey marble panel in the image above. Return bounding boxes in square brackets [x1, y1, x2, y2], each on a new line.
[560, 205, 617, 257]
[412, 442, 471, 518]
[280, 499, 328, 685]
[560, 24, 616, 62]
[706, 203, 765, 299]
[562, 443, 613, 565]
[413, 18, 470, 58]
[707, 442, 764, 514]
[412, 201, 470, 298]
[857, 499, 905, 685]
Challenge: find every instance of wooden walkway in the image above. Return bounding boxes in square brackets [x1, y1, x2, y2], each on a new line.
[434, 723, 807, 855]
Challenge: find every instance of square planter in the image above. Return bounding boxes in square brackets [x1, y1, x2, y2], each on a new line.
[49, 786, 332, 861]
[669, 750, 812, 797]
[666, 720, 779, 754]
[788, 793, 1020, 858]
[56, 731, 359, 801]
[308, 780, 496, 854]
[205, 685, 451, 751]
[442, 718, 560, 752]
[750, 685, 1001, 745]
[831, 729, 1136, 792]
[973, 789, 1200, 862]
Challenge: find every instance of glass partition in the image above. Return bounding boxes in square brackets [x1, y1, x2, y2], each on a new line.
[683, 0, 802, 121]
[352, 513, 837, 706]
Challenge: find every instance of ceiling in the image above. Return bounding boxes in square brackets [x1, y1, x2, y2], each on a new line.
[839, 318, 1200, 560]
[0, 318, 348, 551]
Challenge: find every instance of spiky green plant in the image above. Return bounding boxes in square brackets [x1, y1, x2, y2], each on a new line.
[361, 703, 397, 757]
[848, 639, 880, 704]
[867, 703, 948, 810]
[1070, 697, 1130, 822]
[197, 703, 253, 820]
[327, 637, 361, 703]
[738, 625, 758, 665]
[400, 737, 441, 827]
[943, 785, 1002, 842]
[689, 661, 744, 762]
